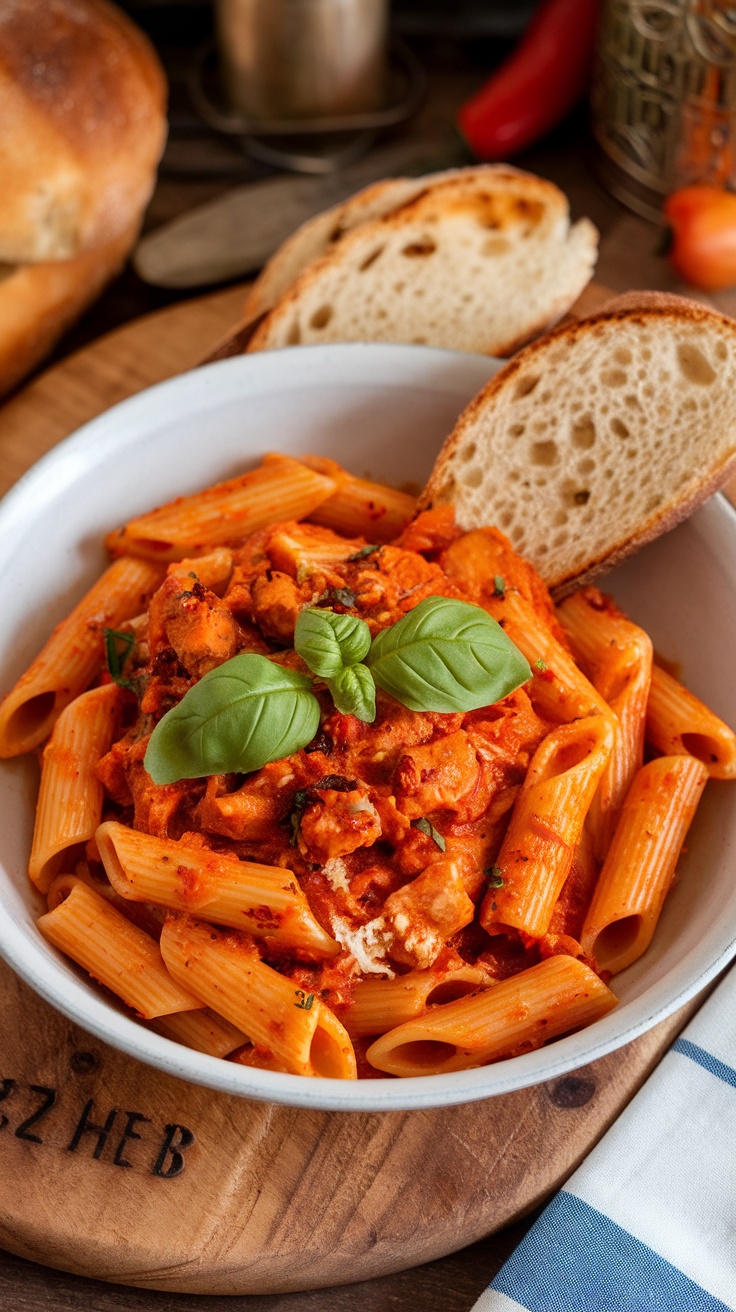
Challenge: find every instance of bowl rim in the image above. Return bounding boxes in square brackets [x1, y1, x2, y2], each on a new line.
[1, 342, 735, 1113]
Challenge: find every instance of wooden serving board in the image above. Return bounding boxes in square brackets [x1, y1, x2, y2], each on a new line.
[0, 281, 707, 1295]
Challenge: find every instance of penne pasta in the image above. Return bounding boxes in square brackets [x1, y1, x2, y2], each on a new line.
[106, 455, 337, 562]
[29, 684, 124, 893]
[0, 556, 162, 757]
[10, 450, 735, 1083]
[298, 454, 416, 541]
[581, 755, 709, 975]
[558, 588, 653, 858]
[481, 714, 614, 940]
[149, 1007, 247, 1058]
[38, 882, 202, 1018]
[346, 960, 496, 1037]
[365, 956, 617, 1076]
[646, 663, 736, 779]
[159, 916, 357, 1078]
[96, 821, 340, 958]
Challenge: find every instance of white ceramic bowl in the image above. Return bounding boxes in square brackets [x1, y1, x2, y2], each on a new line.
[1, 343, 735, 1112]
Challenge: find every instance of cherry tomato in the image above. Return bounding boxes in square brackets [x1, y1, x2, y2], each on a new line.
[664, 186, 736, 293]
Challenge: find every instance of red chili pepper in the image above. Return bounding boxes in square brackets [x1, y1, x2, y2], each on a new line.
[663, 186, 736, 292]
[457, 0, 601, 161]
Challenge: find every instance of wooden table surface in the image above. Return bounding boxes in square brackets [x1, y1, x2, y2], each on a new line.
[3, 32, 736, 1312]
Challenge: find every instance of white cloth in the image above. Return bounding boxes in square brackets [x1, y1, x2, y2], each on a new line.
[471, 965, 736, 1312]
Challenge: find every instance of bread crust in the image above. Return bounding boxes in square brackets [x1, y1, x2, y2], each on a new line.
[0, 0, 167, 263]
[0, 224, 138, 398]
[420, 291, 736, 593]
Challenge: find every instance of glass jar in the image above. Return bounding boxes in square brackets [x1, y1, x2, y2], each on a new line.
[592, 1, 736, 219]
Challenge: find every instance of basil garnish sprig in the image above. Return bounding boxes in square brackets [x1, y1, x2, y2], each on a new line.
[144, 596, 531, 784]
[294, 608, 375, 722]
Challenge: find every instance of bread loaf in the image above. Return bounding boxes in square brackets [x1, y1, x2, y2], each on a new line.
[420, 292, 736, 595]
[246, 166, 598, 359]
[0, 0, 167, 396]
[0, 0, 166, 264]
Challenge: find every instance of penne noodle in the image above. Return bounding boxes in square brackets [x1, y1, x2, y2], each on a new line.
[581, 755, 708, 975]
[558, 588, 653, 857]
[166, 548, 235, 596]
[265, 521, 365, 576]
[481, 714, 614, 941]
[346, 960, 496, 1037]
[365, 956, 617, 1076]
[149, 1007, 247, 1058]
[106, 455, 336, 562]
[495, 590, 614, 724]
[159, 916, 357, 1078]
[298, 454, 416, 541]
[0, 556, 162, 757]
[96, 821, 339, 959]
[29, 685, 124, 893]
[38, 882, 202, 1019]
[646, 663, 736, 779]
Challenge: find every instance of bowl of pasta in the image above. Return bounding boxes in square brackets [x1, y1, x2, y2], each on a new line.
[0, 342, 735, 1112]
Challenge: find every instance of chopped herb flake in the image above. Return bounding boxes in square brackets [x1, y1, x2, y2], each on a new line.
[294, 990, 314, 1010]
[412, 817, 446, 851]
[289, 789, 310, 846]
[484, 865, 505, 889]
[535, 658, 548, 671]
[347, 545, 381, 562]
[103, 627, 137, 691]
[331, 587, 357, 608]
[493, 575, 506, 599]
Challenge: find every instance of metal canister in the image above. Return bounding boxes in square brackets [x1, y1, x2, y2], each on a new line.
[214, 0, 389, 121]
[592, 1, 736, 219]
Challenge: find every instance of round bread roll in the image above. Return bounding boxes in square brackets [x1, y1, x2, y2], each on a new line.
[0, 0, 167, 264]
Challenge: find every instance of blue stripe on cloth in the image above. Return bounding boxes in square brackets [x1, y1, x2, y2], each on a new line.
[489, 1191, 730, 1312]
[672, 1038, 736, 1091]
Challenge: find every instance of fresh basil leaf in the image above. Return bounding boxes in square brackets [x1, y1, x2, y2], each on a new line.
[412, 817, 446, 851]
[327, 663, 376, 722]
[365, 595, 531, 714]
[144, 653, 321, 784]
[294, 608, 371, 679]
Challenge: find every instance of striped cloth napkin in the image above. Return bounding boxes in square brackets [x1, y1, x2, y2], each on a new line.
[471, 963, 736, 1312]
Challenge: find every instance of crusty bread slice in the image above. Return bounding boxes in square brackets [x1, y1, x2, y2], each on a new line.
[246, 166, 598, 358]
[420, 292, 736, 595]
[242, 176, 433, 323]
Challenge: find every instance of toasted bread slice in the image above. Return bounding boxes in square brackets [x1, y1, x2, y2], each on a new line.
[242, 176, 433, 324]
[420, 292, 736, 596]
[246, 166, 598, 359]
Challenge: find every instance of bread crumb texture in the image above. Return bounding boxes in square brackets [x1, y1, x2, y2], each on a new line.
[425, 307, 736, 591]
[248, 169, 598, 358]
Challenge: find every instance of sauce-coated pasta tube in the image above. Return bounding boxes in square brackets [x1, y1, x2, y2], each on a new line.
[159, 916, 356, 1079]
[106, 456, 336, 562]
[496, 590, 614, 724]
[347, 961, 495, 1037]
[365, 956, 617, 1076]
[149, 1008, 247, 1058]
[38, 882, 202, 1018]
[646, 664, 736, 779]
[96, 821, 339, 959]
[0, 556, 162, 757]
[558, 588, 653, 857]
[481, 714, 614, 940]
[298, 455, 416, 541]
[581, 755, 708, 975]
[29, 685, 124, 893]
